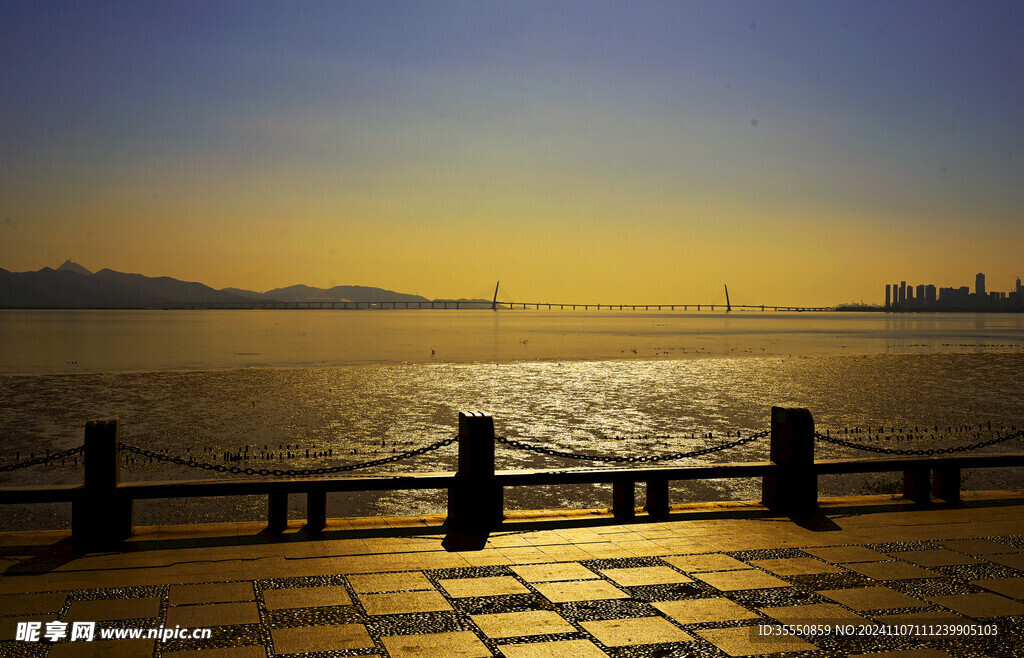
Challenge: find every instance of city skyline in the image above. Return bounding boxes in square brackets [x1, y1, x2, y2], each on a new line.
[886, 272, 1024, 311]
[2, 2, 1023, 305]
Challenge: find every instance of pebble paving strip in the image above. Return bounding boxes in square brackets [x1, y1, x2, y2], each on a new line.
[3, 537, 1024, 656]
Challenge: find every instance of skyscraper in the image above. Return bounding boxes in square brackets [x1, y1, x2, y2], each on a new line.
[885, 284, 891, 309]
[976, 273, 986, 297]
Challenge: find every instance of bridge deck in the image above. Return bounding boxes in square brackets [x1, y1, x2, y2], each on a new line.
[140, 301, 838, 311]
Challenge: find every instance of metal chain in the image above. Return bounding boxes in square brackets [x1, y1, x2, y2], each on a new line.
[0, 445, 85, 472]
[119, 435, 457, 477]
[11, 426, 1017, 476]
[494, 429, 770, 463]
[814, 428, 1024, 456]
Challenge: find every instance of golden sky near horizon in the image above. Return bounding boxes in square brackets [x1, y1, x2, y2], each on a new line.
[2, 3, 1022, 305]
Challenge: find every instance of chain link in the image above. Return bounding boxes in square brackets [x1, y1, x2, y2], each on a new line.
[0, 445, 85, 472]
[6, 426, 1019, 476]
[494, 429, 770, 463]
[119, 435, 457, 477]
[814, 428, 1024, 456]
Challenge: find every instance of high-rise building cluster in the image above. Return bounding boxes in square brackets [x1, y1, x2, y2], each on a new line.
[885, 274, 1024, 311]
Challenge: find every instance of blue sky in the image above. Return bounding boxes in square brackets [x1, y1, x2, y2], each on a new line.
[2, 1, 1022, 303]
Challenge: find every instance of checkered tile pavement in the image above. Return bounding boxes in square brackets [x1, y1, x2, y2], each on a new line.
[4, 498, 1024, 656]
[4, 538, 1024, 656]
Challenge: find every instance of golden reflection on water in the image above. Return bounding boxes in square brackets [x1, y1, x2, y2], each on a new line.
[2, 352, 1022, 528]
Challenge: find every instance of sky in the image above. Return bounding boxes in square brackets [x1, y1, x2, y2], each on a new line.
[1, 1, 1022, 306]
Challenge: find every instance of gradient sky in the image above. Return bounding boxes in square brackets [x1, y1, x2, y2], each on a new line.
[2, 1, 1022, 305]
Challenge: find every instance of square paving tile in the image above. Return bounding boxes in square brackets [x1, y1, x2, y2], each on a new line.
[359, 590, 453, 615]
[888, 549, 983, 567]
[662, 553, 750, 572]
[162, 647, 266, 658]
[972, 577, 1024, 600]
[169, 581, 254, 605]
[347, 571, 433, 593]
[65, 597, 161, 621]
[759, 602, 870, 625]
[695, 626, 817, 656]
[439, 576, 530, 598]
[818, 586, 926, 611]
[986, 552, 1024, 571]
[262, 585, 352, 610]
[802, 546, 889, 563]
[500, 548, 558, 564]
[749, 557, 845, 576]
[939, 539, 1015, 554]
[842, 561, 941, 581]
[0, 592, 67, 615]
[48, 639, 156, 657]
[166, 601, 260, 627]
[463, 552, 513, 567]
[598, 566, 692, 587]
[271, 623, 374, 653]
[472, 610, 575, 638]
[499, 639, 607, 657]
[533, 580, 630, 603]
[927, 592, 1024, 618]
[581, 616, 693, 646]
[382, 630, 491, 657]
[509, 562, 597, 582]
[653, 597, 759, 624]
[691, 569, 790, 591]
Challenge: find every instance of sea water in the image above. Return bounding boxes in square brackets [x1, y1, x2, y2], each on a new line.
[1, 310, 1022, 529]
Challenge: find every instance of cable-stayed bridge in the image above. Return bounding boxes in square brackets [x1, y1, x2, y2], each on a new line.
[494, 302, 834, 312]
[164, 300, 833, 311]
[488, 282, 834, 312]
[165, 284, 835, 312]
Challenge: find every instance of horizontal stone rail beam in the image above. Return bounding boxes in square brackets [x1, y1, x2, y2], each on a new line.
[813, 454, 1024, 473]
[8, 452, 1020, 505]
[0, 484, 81, 504]
[118, 473, 457, 498]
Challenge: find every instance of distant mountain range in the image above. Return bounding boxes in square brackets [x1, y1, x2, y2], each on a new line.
[0, 261, 438, 308]
[222, 284, 427, 304]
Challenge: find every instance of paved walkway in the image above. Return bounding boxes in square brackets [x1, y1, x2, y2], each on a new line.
[2, 493, 1024, 657]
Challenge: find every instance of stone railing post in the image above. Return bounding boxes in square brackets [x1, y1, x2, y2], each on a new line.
[761, 407, 817, 515]
[306, 487, 327, 534]
[932, 466, 961, 503]
[72, 419, 132, 552]
[645, 477, 670, 520]
[447, 412, 502, 531]
[268, 491, 288, 535]
[612, 481, 635, 521]
[903, 467, 930, 504]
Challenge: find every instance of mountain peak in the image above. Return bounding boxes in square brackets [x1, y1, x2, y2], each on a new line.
[1, 263, 429, 308]
[56, 260, 92, 276]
